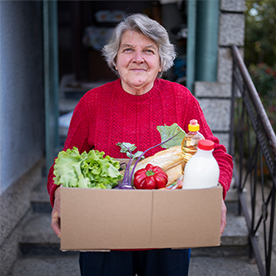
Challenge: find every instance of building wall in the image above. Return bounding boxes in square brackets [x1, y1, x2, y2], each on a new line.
[0, 1, 45, 195]
[194, 0, 245, 151]
[0, 2, 45, 275]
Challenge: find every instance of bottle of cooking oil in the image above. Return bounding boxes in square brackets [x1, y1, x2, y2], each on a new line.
[181, 119, 205, 173]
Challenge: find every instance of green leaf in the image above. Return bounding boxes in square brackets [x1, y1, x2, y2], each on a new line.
[131, 150, 144, 159]
[157, 123, 186, 148]
[53, 147, 84, 187]
[117, 143, 145, 160]
[116, 142, 137, 154]
[53, 147, 122, 189]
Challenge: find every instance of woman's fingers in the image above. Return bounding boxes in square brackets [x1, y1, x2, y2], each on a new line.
[51, 187, 61, 238]
[220, 199, 227, 235]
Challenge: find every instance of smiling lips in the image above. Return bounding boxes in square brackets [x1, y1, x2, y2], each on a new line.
[130, 67, 148, 72]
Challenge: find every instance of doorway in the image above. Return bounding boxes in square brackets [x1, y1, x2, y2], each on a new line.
[56, 1, 188, 146]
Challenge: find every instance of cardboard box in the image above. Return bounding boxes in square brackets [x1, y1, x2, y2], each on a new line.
[60, 185, 222, 251]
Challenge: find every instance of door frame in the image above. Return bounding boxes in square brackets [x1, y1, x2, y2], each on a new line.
[43, 0, 59, 171]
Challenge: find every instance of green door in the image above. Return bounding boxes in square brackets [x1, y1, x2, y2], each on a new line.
[186, 0, 197, 93]
[186, 0, 219, 92]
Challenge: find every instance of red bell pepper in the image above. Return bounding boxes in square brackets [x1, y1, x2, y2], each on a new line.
[133, 163, 168, 189]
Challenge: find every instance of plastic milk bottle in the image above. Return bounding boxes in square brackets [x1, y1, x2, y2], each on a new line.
[182, 139, 219, 189]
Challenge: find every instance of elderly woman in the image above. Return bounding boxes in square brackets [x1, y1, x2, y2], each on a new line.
[48, 13, 233, 276]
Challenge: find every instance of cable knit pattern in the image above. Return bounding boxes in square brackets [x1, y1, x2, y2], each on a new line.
[47, 78, 233, 206]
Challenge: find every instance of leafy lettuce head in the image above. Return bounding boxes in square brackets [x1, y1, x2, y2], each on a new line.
[53, 147, 122, 189]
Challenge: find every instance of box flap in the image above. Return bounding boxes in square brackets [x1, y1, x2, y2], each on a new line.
[151, 186, 222, 248]
[60, 187, 153, 250]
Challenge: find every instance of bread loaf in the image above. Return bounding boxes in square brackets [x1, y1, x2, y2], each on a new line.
[165, 163, 183, 185]
[132, 145, 184, 174]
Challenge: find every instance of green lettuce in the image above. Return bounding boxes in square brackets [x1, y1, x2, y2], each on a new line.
[53, 147, 122, 189]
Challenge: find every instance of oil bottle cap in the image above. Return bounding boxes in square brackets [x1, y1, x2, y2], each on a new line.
[198, 139, 214, 150]
[188, 119, 200, 131]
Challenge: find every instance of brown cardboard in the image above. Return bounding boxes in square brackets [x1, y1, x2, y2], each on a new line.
[60, 185, 222, 251]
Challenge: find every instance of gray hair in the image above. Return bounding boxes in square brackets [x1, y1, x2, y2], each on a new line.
[102, 13, 176, 78]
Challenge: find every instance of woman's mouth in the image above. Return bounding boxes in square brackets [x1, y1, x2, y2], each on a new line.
[130, 68, 147, 72]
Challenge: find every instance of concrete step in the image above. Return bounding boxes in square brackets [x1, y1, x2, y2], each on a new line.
[8, 184, 252, 276]
[8, 255, 80, 276]
[8, 253, 259, 276]
[19, 212, 77, 257]
[189, 255, 259, 276]
[19, 213, 61, 256]
[8, 255, 259, 276]
[27, 181, 249, 256]
[191, 212, 249, 258]
[18, 210, 249, 257]
[30, 178, 52, 213]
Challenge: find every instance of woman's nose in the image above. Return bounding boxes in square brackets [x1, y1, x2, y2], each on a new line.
[133, 51, 144, 63]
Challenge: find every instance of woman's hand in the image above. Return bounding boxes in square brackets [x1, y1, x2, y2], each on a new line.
[220, 199, 227, 235]
[51, 187, 61, 238]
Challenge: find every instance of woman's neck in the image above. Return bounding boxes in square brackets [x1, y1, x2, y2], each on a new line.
[120, 80, 154, 96]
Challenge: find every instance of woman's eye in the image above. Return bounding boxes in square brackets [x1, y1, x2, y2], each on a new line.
[124, 48, 132, 52]
[145, 49, 154, 54]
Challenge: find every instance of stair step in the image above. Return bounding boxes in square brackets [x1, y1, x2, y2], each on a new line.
[8, 254, 259, 276]
[8, 255, 80, 276]
[192, 212, 249, 257]
[19, 211, 248, 255]
[19, 213, 63, 256]
[21, 213, 58, 244]
[30, 178, 52, 213]
[19, 213, 76, 256]
[221, 213, 248, 246]
[10, 199, 251, 275]
[26, 178, 249, 258]
[189, 256, 259, 276]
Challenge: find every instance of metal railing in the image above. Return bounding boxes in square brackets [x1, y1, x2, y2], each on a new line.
[229, 45, 276, 276]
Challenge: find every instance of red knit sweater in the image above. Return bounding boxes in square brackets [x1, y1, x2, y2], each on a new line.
[47, 78, 233, 206]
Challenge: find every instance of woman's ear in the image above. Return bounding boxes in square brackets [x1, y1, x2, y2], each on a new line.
[112, 60, 117, 71]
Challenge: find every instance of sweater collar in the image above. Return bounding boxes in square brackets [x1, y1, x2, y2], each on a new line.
[114, 78, 161, 102]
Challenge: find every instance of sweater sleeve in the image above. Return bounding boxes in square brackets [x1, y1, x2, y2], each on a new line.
[183, 93, 233, 200]
[47, 95, 92, 207]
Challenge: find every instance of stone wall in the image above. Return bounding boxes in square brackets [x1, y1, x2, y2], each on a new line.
[194, 0, 245, 151]
[0, 1, 45, 195]
[0, 1, 45, 275]
[0, 159, 44, 276]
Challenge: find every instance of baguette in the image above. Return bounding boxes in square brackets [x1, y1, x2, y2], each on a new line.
[165, 163, 183, 185]
[132, 146, 184, 174]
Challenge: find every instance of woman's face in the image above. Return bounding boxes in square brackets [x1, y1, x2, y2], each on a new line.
[115, 30, 161, 95]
